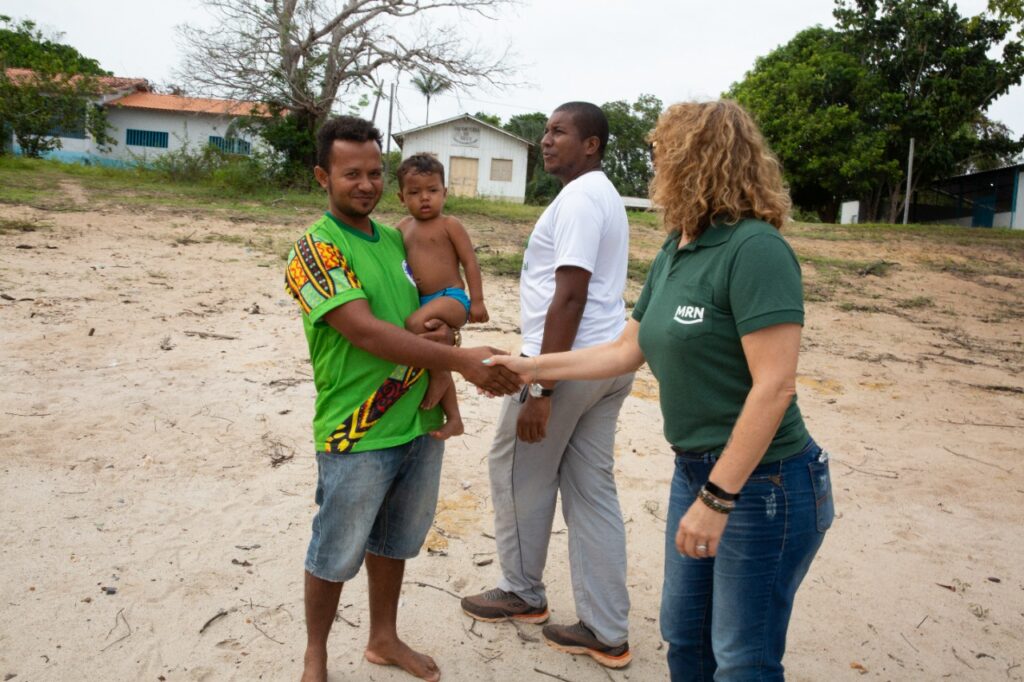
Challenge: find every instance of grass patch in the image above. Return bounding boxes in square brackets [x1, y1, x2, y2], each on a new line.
[791, 220, 1024, 255]
[627, 258, 651, 282]
[476, 252, 652, 284]
[627, 210, 661, 228]
[0, 155, 325, 221]
[203, 230, 295, 260]
[836, 301, 888, 313]
[803, 280, 833, 303]
[919, 256, 1024, 280]
[203, 232, 248, 246]
[799, 254, 896, 276]
[0, 218, 45, 234]
[896, 296, 934, 309]
[477, 252, 524, 277]
[433, 194, 544, 223]
[799, 255, 896, 302]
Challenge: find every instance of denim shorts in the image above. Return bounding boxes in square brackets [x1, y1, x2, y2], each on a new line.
[305, 435, 444, 583]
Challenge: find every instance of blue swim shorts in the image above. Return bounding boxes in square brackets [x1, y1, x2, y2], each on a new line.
[304, 435, 444, 583]
[419, 287, 471, 317]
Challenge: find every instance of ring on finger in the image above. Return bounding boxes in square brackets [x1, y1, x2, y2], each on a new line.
[696, 544, 708, 553]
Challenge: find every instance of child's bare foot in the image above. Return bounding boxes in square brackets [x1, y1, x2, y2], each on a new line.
[365, 637, 440, 681]
[420, 372, 452, 410]
[300, 648, 327, 682]
[429, 416, 464, 441]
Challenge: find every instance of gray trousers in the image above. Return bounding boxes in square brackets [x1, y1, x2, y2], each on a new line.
[488, 373, 635, 647]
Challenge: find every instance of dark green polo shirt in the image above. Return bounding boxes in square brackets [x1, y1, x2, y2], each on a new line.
[633, 219, 809, 464]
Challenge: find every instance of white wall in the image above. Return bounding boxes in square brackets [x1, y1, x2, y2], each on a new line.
[400, 118, 529, 202]
[20, 100, 259, 165]
[103, 109, 254, 162]
[840, 200, 860, 224]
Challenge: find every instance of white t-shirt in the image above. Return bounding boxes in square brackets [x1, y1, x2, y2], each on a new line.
[520, 170, 629, 355]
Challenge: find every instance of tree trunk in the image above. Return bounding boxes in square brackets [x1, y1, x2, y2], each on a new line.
[864, 186, 884, 223]
[296, 109, 320, 170]
[886, 185, 903, 224]
[820, 200, 838, 224]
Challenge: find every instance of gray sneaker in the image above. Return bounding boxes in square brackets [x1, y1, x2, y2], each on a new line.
[460, 588, 550, 624]
[542, 621, 632, 668]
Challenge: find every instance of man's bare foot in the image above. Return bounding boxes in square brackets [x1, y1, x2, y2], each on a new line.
[430, 416, 464, 441]
[420, 373, 452, 410]
[365, 637, 440, 681]
[300, 648, 328, 682]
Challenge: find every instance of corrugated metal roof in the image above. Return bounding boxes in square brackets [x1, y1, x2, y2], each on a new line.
[393, 113, 534, 147]
[108, 92, 271, 117]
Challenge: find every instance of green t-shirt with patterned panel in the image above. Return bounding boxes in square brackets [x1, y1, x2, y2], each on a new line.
[285, 212, 443, 454]
[632, 218, 809, 464]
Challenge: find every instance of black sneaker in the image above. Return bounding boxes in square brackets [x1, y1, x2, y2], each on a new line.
[542, 621, 632, 668]
[460, 588, 550, 624]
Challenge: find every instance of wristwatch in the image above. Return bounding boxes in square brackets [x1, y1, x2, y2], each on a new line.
[528, 383, 553, 399]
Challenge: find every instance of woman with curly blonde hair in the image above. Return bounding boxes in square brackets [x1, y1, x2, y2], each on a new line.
[484, 99, 834, 680]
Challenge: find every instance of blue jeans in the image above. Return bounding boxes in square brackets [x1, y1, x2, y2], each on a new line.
[661, 439, 834, 681]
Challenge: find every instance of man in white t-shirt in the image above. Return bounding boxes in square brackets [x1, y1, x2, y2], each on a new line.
[461, 102, 635, 669]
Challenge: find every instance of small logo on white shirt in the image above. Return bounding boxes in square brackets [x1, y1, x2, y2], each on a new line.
[673, 305, 705, 325]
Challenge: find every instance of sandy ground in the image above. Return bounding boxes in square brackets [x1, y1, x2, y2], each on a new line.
[1, 182, 1022, 682]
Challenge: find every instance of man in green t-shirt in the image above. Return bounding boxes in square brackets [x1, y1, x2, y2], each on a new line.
[286, 116, 519, 682]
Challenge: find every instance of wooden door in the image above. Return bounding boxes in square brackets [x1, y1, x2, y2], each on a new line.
[449, 156, 478, 198]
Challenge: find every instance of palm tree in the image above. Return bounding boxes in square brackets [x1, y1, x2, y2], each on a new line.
[410, 71, 450, 124]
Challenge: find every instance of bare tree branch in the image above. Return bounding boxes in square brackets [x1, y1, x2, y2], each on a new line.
[177, 0, 520, 125]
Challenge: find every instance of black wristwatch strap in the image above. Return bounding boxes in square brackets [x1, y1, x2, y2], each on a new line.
[704, 480, 740, 502]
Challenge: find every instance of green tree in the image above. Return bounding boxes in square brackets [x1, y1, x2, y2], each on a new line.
[729, 27, 895, 222]
[601, 94, 662, 197]
[0, 16, 107, 74]
[960, 113, 1022, 171]
[729, 1, 1024, 222]
[473, 111, 501, 126]
[411, 71, 451, 124]
[503, 111, 558, 203]
[834, 0, 1024, 221]
[0, 16, 113, 157]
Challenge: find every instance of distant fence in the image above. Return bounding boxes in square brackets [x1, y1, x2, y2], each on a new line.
[621, 196, 653, 211]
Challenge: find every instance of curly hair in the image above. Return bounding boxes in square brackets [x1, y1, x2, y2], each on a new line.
[648, 100, 791, 237]
[397, 153, 445, 189]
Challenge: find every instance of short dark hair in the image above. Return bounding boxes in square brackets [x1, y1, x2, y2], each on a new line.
[553, 102, 609, 157]
[396, 153, 446, 189]
[316, 116, 383, 170]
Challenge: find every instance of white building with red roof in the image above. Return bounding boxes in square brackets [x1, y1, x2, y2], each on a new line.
[5, 69, 269, 165]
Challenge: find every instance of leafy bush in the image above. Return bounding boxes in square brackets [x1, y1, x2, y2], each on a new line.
[791, 206, 822, 223]
[148, 142, 230, 183]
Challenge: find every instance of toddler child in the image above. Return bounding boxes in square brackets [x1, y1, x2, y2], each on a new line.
[396, 153, 489, 439]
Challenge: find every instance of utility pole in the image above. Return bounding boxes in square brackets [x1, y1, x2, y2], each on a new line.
[385, 82, 396, 176]
[903, 137, 915, 225]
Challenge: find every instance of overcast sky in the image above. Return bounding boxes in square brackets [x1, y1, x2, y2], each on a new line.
[6, 0, 1023, 140]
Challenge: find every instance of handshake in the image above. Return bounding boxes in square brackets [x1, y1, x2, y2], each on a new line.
[417, 320, 537, 397]
[452, 346, 522, 396]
